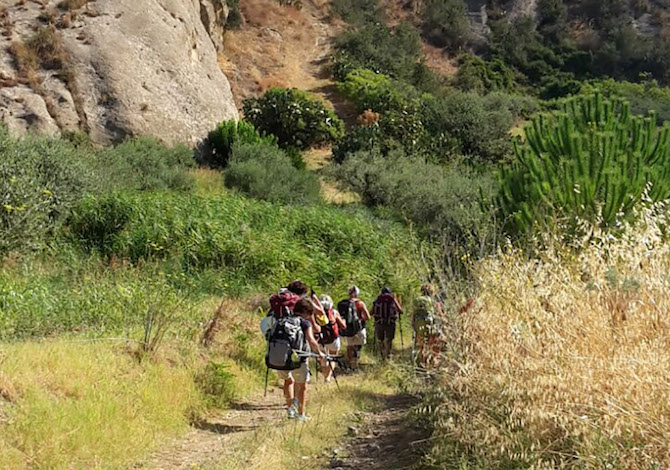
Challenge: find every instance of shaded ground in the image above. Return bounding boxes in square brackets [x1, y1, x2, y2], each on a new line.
[134, 382, 429, 470]
[327, 394, 430, 470]
[133, 392, 284, 470]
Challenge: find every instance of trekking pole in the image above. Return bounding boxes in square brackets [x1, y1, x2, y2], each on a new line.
[399, 317, 404, 350]
[264, 367, 269, 397]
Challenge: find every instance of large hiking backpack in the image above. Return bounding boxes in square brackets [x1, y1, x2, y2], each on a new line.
[319, 308, 340, 345]
[265, 316, 308, 370]
[413, 295, 436, 336]
[373, 294, 400, 324]
[269, 291, 300, 319]
[338, 299, 362, 337]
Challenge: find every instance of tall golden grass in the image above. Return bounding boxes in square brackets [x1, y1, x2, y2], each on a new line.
[431, 204, 670, 468]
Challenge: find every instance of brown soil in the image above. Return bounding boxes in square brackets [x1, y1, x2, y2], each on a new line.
[133, 388, 428, 470]
[327, 394, 430, 470]
[133, 393, 284, 470]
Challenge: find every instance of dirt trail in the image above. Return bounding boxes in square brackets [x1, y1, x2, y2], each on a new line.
[134, 384, 428, 470]
[327, 394, 429, 470]
[134, 394, 283, 470]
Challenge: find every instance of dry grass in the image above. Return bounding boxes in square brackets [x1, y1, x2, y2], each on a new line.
[220, 0, 339, 107]
[431, 204, 670, 468]
[0, 341, 201, 469]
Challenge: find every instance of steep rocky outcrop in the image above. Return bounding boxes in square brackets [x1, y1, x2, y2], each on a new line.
[0, 0, 237, 145]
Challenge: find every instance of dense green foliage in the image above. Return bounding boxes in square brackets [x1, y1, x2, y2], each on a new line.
[64, 190, 421, 299]
[499, 93, 670, 234]
[453, 54, 520, 93]
[336, 69, 536, 162]
[242, 88, 344, 150]
[334, 149, 497, 240]
[421, 0, 471, 51]
[0, 129, 194, 256]
[331, 0, 382, 26]
[332, 22, 439, 91]
[224, 142, 321, 204]
[206, 119, 277, 168]
[483, 0, 670, 96]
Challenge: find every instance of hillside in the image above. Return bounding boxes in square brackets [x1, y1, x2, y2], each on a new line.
[4, 0, 670, 469]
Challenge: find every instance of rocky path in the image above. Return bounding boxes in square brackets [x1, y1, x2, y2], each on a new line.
[327, 394, 430, 470]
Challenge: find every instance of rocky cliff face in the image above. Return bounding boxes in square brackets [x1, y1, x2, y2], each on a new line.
[0, 0, 237, 145]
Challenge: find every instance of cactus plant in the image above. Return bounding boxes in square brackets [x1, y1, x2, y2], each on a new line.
[498, 92, 670, 235]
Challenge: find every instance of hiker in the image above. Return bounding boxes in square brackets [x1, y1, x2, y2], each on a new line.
[372, 287, 403, 361]
[338, 286, 370, 370]
[412, 283, 444, 367]
[286, 279, 326, 320]
[317, 294, 347, 382]
[264, 297, 324, 422]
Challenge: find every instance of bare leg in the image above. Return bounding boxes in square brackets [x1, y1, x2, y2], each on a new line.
[295, 383, 308, 415]
[283, 378, 295, 408]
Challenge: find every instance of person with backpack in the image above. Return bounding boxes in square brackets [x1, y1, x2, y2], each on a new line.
[338, 286, 369, 371]
[264, 297, 324, 422]
[317, 294, 347, 382]
[413, 283, 444, 367]
[372, 287, 403, 361]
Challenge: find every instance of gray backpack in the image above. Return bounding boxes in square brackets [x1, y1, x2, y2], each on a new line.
[265, 316, 308, 370]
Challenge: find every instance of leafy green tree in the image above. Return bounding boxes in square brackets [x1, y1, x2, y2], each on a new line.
[421, 0, 471, 50]
[206, 119, 277, 167]
[242, 88, 344, 150]
[498, 93, 670, 235]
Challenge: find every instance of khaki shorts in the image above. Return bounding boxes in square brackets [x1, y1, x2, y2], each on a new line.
[277, 361, 310, 384]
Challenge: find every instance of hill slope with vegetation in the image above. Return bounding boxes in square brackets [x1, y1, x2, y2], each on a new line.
[4, 0, 670, 468]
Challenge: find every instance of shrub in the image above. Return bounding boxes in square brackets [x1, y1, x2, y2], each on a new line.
[337, 69, 421, 114]
[422, 91, 515, 162]
[581, 79, 670, 124]
[101, 137, 195, 192]
[242, 88, 344, 150]
[332, 0, 382, 26]
[332, 23, 424, 85]
[206, 119, 277, 167]
[0, 129, 93, 255]
[334, 149, 497, 240]
[225, 0, 242, 29]
[421, 0, 471, 50]
[224, 142, 321, 205]
[453, 54, 520, 93]
[498, 93, 670, 235]
[0, 130, 195, 256]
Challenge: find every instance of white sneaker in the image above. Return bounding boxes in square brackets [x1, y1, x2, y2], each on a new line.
[287, 406, 297, 419]
[297, 413, 309, 422]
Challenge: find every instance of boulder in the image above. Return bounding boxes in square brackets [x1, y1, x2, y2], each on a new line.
[0, 0, 238, 145]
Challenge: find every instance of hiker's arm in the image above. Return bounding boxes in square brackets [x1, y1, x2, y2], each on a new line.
[311, 294, 325, 315]
[335, 311, 346, 329]
[310, 313, 322, 334]
[306, 327, 324, 356]
[394, 298, 404, 315]
[359, 301, 371, 322]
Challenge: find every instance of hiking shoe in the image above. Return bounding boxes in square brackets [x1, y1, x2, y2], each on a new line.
[297, 413, 310, 422]
[287, 406, 297, 419]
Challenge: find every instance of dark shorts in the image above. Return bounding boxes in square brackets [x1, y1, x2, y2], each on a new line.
[375, 322, 396, 342]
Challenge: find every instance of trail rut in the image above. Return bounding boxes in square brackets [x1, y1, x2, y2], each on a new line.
[134, 382, 429, 470]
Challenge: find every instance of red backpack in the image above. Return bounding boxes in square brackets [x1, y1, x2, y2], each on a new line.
[269, 291, 300, 318]
[319, 308, 339, 345]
